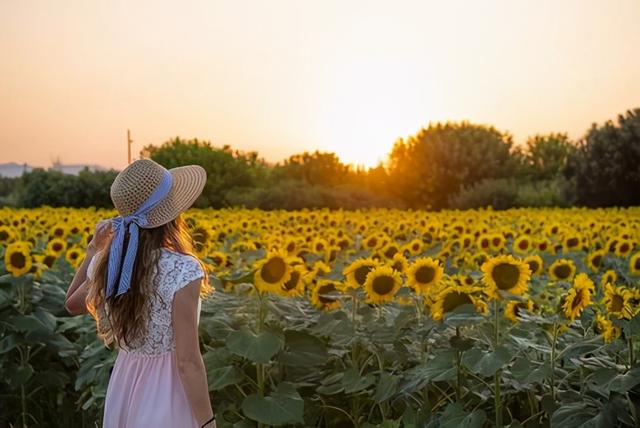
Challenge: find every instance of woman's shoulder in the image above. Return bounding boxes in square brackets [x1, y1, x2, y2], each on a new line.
[157, 248, 205, 291]
[157, 247, 201, 263]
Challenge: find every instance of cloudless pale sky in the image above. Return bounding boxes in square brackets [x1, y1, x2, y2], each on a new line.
[1, 0, 639, 169]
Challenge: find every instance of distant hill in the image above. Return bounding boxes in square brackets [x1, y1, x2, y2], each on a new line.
[0, 162, 108, 178]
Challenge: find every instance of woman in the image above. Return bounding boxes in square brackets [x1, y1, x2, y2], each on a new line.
[64, 159, 216, 428]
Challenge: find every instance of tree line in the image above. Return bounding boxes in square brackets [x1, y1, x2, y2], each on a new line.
[2, 107, 638, 210]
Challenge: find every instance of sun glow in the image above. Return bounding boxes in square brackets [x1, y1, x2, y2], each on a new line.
[312, 51, 443, 169]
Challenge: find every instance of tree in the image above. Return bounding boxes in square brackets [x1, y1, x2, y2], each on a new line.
[522, 133, 576, 180]
[12, 168, 117, 208]
[564, 109, 640, 207]
[386, 121, 516, 209]
[275, 151, 350, 186]
[141, 137, 268, 208]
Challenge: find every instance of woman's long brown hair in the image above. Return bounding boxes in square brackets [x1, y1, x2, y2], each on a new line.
[86, 213, 210, 348]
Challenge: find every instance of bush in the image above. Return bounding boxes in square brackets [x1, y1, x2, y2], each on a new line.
[449, 178, 564, 210]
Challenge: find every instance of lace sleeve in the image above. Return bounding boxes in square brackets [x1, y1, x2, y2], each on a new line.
[175, 255, 205, 293]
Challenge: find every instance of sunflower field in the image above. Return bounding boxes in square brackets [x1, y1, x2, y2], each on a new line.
[2, 206, 640, 427]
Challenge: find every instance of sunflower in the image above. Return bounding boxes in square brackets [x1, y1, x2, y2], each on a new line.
[390, 253, 408, 274]
[489, 233, 506, 252]
[395, 295, 414, 306]
[600, 269, 618, 289]
[4, 242, 33, 277]
[523, 255, 543, 276]
[614, 239, 634, 258]
[481, 255, 531, 300]
[30, 254, 49, 278]
[65, 246, 85, 269]
[311, 237, 329, 253]
[253, 250, 293, 294]
[40, 251, 59, 269]
[430, 285, 482, 321]
[208, 251, 230, 269]
[562, 273, 594, 321]
[0, 225, 15, 245]
[362, 233, 384, 251]
[586, 249, 606, 273]
[548, 259, 576, 282]
[451, 273, 476, 287]
[277, 264, 308, 297]
[50, 223, 68, 239]
[629, 252, 640, 276]
[381, 243, 400, 259]
[595, 313, 621, 343]
[323, 245, 341, 264]
[343, 257, 378, 290]
[310, 279, 342, 311]
[403, 238, 425, 256]
[471, 252, 490, 268]
[477, 234, 491, 252]
[563, 234, 582, 252]
[602, 283, 634, 319]
[513, 235, 533, 254]
[536, 239, 553, 254]
[283, 237, 299, 255]
[363, 265, 402, 304]
[474, 299, 490, 316]
[505, 299, 534, 323]
[406, 257, 444, 295]
[46, 238, 67, 256]
[309, 261, 332, 280]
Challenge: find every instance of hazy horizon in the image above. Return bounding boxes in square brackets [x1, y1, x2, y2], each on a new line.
[1, 0, 639, 170]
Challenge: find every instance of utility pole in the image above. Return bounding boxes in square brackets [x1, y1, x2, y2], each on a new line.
[127, 129, 133, 164]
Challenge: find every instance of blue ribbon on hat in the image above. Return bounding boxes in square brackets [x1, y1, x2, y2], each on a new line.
[106, 169, 173, 298]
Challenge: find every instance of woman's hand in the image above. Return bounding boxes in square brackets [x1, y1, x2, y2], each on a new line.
[87, 219, 113, 253]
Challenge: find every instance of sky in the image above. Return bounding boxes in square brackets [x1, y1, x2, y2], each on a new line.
[1, 0, 639, 170]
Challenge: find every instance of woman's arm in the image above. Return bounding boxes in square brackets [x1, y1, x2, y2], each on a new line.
[65, 219, 112, 315]
[64, 246, 98, 315]
[173, 278, 215, 427]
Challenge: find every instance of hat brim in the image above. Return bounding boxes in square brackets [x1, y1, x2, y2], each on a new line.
[142, 165, 207, 228]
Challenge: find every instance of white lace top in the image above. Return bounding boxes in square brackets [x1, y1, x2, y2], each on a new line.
[87, 247, 205, 356]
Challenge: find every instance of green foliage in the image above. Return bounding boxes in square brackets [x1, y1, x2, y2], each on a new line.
[386, 121, 517, 209]
[520, 133, 577, 181]
[449, 178, 565, 210]
[142, 137, 268, 208]
[2, 107, 640, 210]
[276, 150, 351, 186]
[10, 168, 118, 208]
[564, 108, 640, 207]
[0, 263, 113, 427]
[0, 176, 20, 206]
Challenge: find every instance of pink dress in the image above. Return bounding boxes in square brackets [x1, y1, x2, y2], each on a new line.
[87, 247, 205, 428]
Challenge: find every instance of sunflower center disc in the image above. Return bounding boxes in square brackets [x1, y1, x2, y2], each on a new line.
[492, 263, 520, 290]
[372, 276, 395, 295]
[415, 266, 435, 284]
[261, 257, 286, 283]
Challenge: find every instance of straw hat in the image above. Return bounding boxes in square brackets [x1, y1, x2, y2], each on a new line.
[110, 159, 206, 228]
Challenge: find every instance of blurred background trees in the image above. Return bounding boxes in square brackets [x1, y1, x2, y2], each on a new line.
[2, 107, 638, 210]
[564, 109, 640, 207]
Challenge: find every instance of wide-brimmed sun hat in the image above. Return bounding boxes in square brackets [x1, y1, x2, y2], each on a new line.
[105, 159, 206, 298]
[110, 158, 206, 229]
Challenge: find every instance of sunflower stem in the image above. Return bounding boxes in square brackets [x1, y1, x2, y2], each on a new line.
[351, 293, 359, 370]
[256, 292, 266, 428]
[455, 327, 463, 402]
[629, 337, 635, 369]
[550, 322, 559, 403]
[493, 300, 503, 428]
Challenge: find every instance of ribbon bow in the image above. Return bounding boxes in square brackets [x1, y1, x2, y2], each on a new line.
[106, 170, 173, 298]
